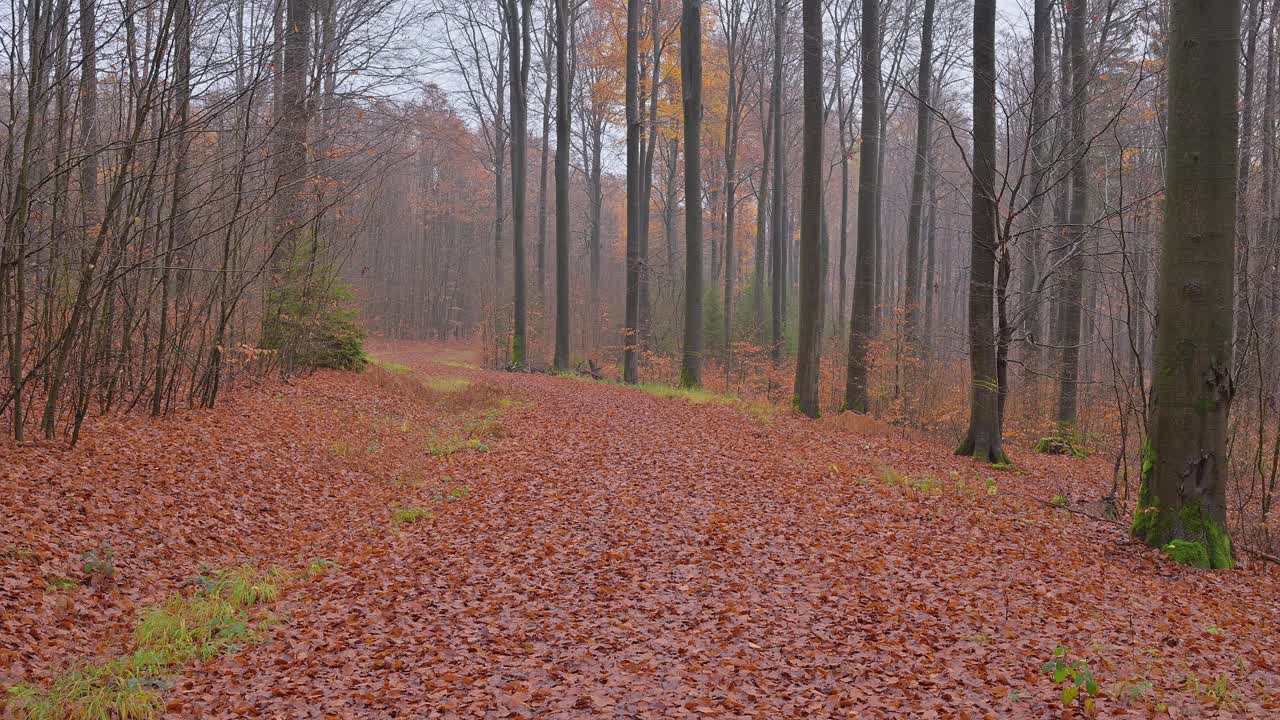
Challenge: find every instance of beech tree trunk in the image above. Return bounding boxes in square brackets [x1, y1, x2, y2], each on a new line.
[793, 0, 822, 417]
[843, 0, 879, 412]
[1021, 0, 1050, 359]
[553, 0, 571, 370]
[624, 0, 641, 383]
[769, 0, 785, 363]
[955, 0, 1006, 463]
[679, 0, 704, 388]
[902, 0, 935, 349]
[1054, 0, 1088, 429]
[1133, 0, 1239, 569]
[505, 0, 532, 366]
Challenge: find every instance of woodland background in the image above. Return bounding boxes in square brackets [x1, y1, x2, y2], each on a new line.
[1, 0, 1277, 555]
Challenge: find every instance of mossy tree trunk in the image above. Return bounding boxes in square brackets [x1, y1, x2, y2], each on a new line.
[1133, 0, 1240, 569]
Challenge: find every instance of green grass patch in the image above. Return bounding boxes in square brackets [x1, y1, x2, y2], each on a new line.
[423, 376, 470, 393]
[44, 576, 80, 592]
[617, 382, 775, 423]
[6, 566, 281, 720]
[391, 506, 431, 524]
[427, 437, 489, 457]
[366, 357, 411, 375]
[1, 544, 40, 562]
[305, 558, 339, 577]
[874, 467, 942, 495]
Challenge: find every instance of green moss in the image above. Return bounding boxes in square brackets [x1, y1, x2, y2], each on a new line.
[510, 336, 525, 368]
[1140, 439, 1155, 479]
[1163, 540, 1210, 568]
[678, 367, 699, 390]
[790, 394, 819, 418]
[1133, 463, 1233, 570]
[1193, 397, 1216, 416]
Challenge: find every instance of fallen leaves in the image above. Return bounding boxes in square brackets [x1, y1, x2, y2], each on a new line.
[3, 341, 1279, 718]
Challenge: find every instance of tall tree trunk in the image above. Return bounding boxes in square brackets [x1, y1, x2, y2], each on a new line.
[664, 137, 679, 271]
[754, 73, 772, 344]
[1049, 9, 1073, 346]
[844, 0, 879, 412]
[505, 0, 532, 366]
[923, 158, 938, 352]
[553, 0, 571, 370]
[638, 0, 664, 350]
[588, 120, 603, 348]
[1235, 0, 1264, 375]
[536, 13, 553, 308]
[721, 3, 742, 357]
[679, 0, 704, 387]
[1021, 0, 1051, 360]
[835, 37, 849, 344]
[902, 0, 936, 349]
[624, 0, 642, 383]
[793, 0, 822, 417]
[1133, 0, 1239, 569]
[955, 0, 1006, 463]
[1054, 0, 1088, 429]
[769, 0, 785, 363]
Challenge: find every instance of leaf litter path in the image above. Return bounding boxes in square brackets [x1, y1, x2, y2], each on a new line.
[3, 342, 1279, 719]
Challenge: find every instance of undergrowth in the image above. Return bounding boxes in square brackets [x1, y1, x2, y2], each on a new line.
[5, 566, 282, 720]
[562, 373, 775, 424]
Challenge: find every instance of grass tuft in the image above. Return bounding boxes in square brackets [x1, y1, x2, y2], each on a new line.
[6, 566, 280, 720]
[391, 506, 431, 525]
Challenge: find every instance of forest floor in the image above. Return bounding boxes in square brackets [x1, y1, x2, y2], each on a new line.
[2, 340, 1279, 719]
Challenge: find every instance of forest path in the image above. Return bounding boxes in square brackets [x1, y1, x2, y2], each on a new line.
[4, 343, 1275, 718]
[166, 343, 1279, 719]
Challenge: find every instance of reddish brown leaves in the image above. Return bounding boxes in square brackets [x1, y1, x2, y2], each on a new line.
[3, 341, 1279, 718]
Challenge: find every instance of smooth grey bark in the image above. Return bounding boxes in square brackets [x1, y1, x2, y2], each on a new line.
[1020, 0, 1051, 357]
[956, 0, 1006, 464]
[769, 0, 785, 363]
[902, 0, 936, 348]
[793, 0, 822, 417]
[754, 59, 772, 344]
[720, 0, 748, 357]
[638, 0, 665, 349]
[843, 0, 878, 412]
[1054, 0, 1088, 428]
[505, 0, 532, 366]
[679, 0, 704, 387]
[536, 13, 553, 304]
[553, 0, 571, 370]
[624, 0, 641, 383]
[1133, 0, 1239, 569]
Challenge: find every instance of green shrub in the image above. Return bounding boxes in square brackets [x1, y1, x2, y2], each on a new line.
[260, 234, 366, 371]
